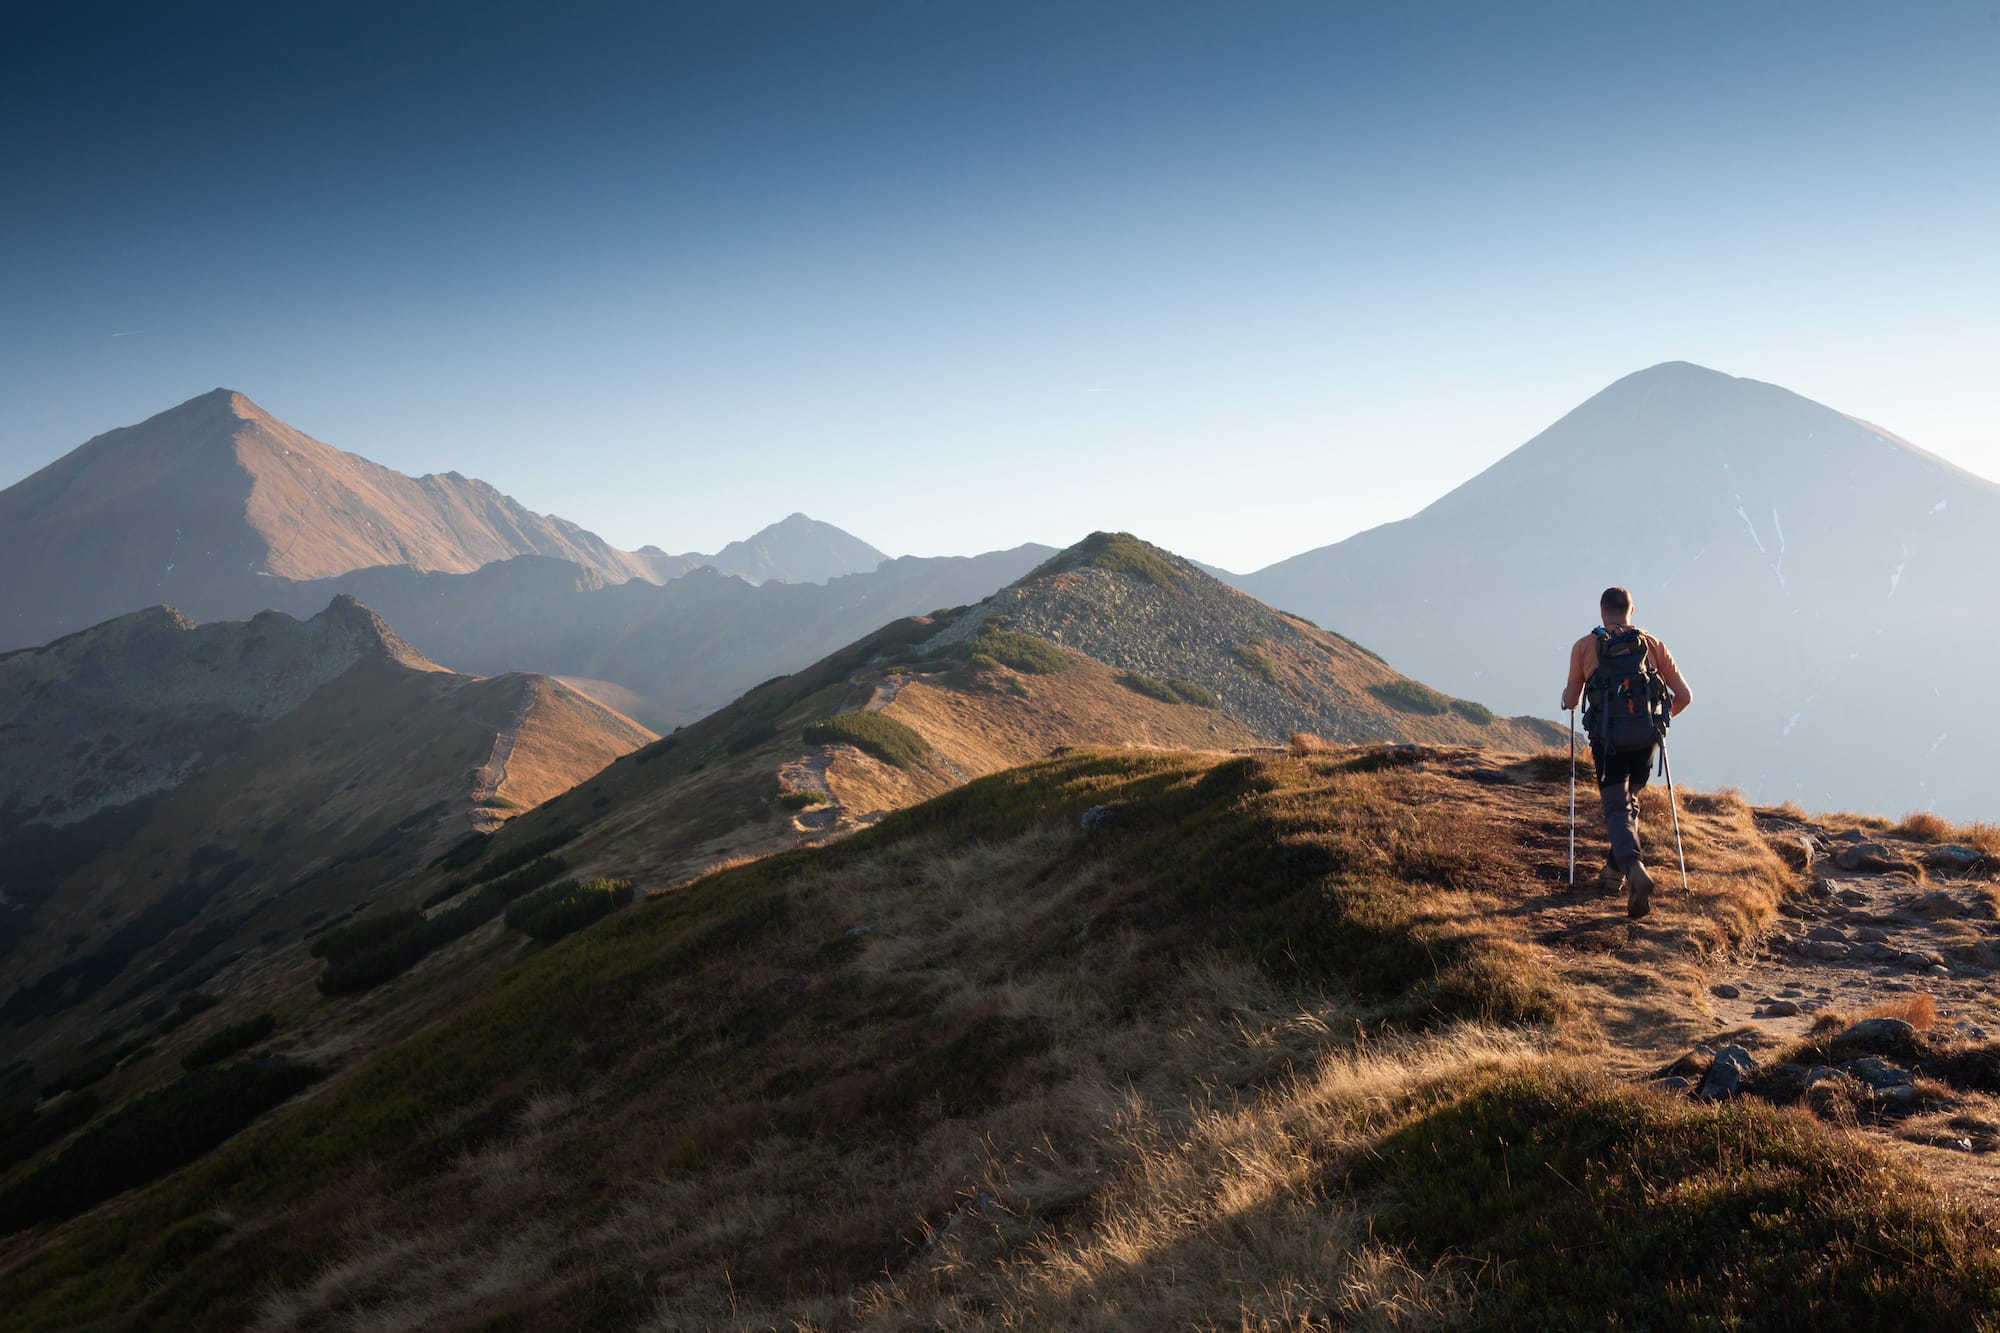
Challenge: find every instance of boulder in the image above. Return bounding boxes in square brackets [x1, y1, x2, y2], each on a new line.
[1834, 1016, 1917, 1055]
[1709, 983, 1741, 1000]
[1699, 1044, 1758, 1100]
[1807, 924, 1850, 943]
[1843, 1054, 1913, 1089]
[1653, 1047, 1713, 1082]
[1836, 843, 1903, 872]
[1907, 891, 1963, 920]
[1923, 844, 1986, 873]
[1759, 999, 1802, 1018]
[1804, 940, 1852, 961]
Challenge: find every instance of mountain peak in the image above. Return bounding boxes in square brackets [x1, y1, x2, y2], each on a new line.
[702, 515, 888, 584]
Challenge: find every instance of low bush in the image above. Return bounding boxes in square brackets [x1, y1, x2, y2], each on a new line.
[970, 629, 1070, 675]
[1232, 643, 1279, 685]
[40, 1039, 148, 1099]
[0, 1091, 99, 1173]
[802, 713, 930, 769]
[180, 1013, 277, 1070]
[455, 828, 579, 891]
[319, 856, 573, 995]
[1368, 678, 1452, 715]
[0, 1059, 322, 1234]
[1073, 531, 1180, 587]
[1167, 677, 1220, 708]
[1448, 697, 1495, 724]
[505, 878, 635, 942]
[1118, 673, 1181, 704]
[309, 908, 422, 961]
[778, 789, 827, 809]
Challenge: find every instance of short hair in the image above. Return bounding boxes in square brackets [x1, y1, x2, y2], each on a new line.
[1600, 586, 1632, 614]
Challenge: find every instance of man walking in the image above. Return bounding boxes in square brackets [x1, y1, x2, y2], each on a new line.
[1561, 587, 1692, 918]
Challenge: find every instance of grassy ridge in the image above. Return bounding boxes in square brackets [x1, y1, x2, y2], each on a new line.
[1, 746, 1979, 1330]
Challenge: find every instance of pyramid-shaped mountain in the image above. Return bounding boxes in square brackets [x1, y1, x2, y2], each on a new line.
[0, 390, 662, 650]
[1239, 361, 2000, 816]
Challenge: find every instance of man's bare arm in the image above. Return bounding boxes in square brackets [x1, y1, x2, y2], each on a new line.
[1653, 639, 1693, 716]
[1560, 636, 1590, 711]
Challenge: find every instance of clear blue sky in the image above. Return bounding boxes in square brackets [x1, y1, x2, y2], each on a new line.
[3, 0, 1995, 571]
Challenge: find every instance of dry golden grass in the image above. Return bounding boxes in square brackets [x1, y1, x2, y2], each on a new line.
[11, 746, 1981, 1332]
[1288, 731, 1332, 756]
[1892, 810, 1955, 843]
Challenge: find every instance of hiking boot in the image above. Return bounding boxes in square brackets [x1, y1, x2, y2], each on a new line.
[1626, 860, 1656, 919]
[1596, 862, 1624, 895]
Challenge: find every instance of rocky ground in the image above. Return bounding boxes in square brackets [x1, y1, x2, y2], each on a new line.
[1641, 816, 2000, 1191]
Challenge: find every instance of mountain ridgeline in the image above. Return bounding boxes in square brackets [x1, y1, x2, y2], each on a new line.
[0, 390, 907, 655]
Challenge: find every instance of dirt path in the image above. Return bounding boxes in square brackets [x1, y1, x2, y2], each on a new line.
[1508, 784, 2000, 1199]
[776, 749, 839, 832]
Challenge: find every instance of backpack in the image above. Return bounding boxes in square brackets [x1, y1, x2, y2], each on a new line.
[1582, 627, 1670, 752]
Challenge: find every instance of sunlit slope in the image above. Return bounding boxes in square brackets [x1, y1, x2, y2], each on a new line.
[0, 390, 661, 649]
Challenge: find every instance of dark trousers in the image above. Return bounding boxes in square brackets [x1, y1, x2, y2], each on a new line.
[1592, 742, 1654, 871]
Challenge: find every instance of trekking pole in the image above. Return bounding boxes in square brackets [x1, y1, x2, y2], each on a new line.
[1661, 738, 1690, 904]
[1567, 708, 1576, 887]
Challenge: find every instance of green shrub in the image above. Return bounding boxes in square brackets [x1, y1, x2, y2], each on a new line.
[632, 734, 679, 765]
[1120, 673, 1220, 708]
[1233, 643, 1279, 685]
[309, 908, 421, 961]
[454, 828, 579, 891]
[152, 992, 218, 1036]
[1368, 679, 1452, 715]
[0, 1091, 99, 1173]
[1074, 532, 1180, 587]
[180, 1013, 277, 1070]
[1448, 698, 1495, 725]
[802, 713, 930, 769]
[504, 878, 635, 942]
[970, 629, 1070, 674]
[1119, 673, 1181, 704]
[40, 1039, 148, 1099]
[432, 832, 491, 872]
[0, 1059, 322, 1234]
[778, 789, 827, 809]
[319, 856, 573, 995]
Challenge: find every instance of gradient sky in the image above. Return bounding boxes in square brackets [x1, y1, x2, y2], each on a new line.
[3, 0, 1995, 571]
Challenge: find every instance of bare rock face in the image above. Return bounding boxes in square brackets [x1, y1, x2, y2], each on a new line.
[0, 596, 437, 828]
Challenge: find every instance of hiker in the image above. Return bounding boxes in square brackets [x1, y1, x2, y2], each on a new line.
[1560, 587, 1692, 918]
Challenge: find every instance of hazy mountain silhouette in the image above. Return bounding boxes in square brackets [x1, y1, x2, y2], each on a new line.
[0, 391, 676, 648]
[1239, 361, 2000, 816]
[692, 512, 888, 584]
[240, 546, 1059, 730]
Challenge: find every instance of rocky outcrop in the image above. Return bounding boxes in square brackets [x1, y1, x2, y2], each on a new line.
[0, 597, 439, 828]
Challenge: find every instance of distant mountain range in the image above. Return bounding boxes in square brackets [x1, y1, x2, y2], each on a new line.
[1237, 361, 2000, 817]
[0, 391, 895, 651]
[0, 595, 651, 1067]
